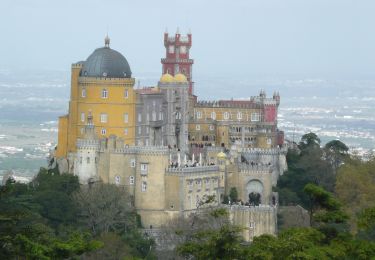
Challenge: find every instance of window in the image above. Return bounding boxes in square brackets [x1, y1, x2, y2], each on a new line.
[168, 45, 174, 54]
[141, 181, 147, 192]
[129, 176, 134, 185]
[130, 159, 136, 167]
[138, 127, 141, 135]
[211, 111, 216, 120]
[152, 111, 156, 121]
[79, 157, 82, 164]
[86, 157, 90, 164]
[196, 124, 200, 131]
[146, 113, 150, 122]
[145, 139, 149, 146]
[124, 89, 129, 98]
[81, 88, 86, 98]
[101, 128, 106, 135]
[100, 113, 108, 123]
[196, 179, 202, 190]
[138, 113, 142, 122]
[81, 112, 85, 122]
[249, 222, 255, 229]
[251, 113, 260, 122]
[146, 127, 149, 134]
[224, 112, 230, 120]
[124, 128, 128, 135]
[101, 89, 108, 98]
[209, 125, 214, 131]
[115, 175, 120, 185]
[267, 138, 272, 145]
[140, 163, 148, 175]
[196, 111, 202, 119]
[237, 112, 242, 120]
[124, 113, 129, 123]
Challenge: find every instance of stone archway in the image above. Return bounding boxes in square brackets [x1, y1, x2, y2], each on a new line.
[246, 180, 264, 206]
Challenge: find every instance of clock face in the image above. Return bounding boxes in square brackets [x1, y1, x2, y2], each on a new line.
[169, 45, 175, 54]
[180, 46, 186, 54]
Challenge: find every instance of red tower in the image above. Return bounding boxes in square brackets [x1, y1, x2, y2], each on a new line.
[161, 29, 194, 94]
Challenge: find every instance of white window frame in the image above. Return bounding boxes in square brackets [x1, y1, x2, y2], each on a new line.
[209, 125, 214, 131]
[81, 112, 85, 122]
[124, 128, 128, 135]
[101, 128, 106, 135]
[130, 159, 136, 168]
[267, 138, 272, 145]
[251, 113, 260, 122]
[141, 181, 147, 192]
[224, 112, 230, 120]
[196, 111, 202, 119]
[138, 113, 142, 122]
[115, 175, 120, 185]
[101, 89, 108, 99]
[237, 112, 242, 120]
[81, 88, 86, 98]
[196, 124, 200, 131]
[129, 176, 134, 185]
[211, 111, 216, 120]
[124, 113, 129, 123]
[124, 89, 129, 98]
[140, 163, 148, 175]
[100, 113, 108, 123]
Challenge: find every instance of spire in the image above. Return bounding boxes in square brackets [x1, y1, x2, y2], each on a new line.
[104, 34, 110, 48]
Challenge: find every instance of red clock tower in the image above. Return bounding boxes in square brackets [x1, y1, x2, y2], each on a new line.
[161, 29, 194, 94]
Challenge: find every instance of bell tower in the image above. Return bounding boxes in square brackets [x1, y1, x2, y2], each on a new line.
[161, 28, 194, 94]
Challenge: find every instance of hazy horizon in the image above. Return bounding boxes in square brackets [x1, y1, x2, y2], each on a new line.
[1, 0, 375, 79]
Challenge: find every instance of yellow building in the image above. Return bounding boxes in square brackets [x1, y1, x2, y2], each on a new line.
[56, 37, 136, 158]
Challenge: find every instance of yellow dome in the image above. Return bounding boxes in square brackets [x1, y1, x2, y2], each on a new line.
[174, 73, 188, 82]
[160, 73, 174, 83]
[217, 152, 226, 159]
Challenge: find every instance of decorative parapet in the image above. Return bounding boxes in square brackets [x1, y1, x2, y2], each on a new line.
[241, 147, 287, 155]
[166, 165, 219, 175]
[225, 204, 277, 213]
[238, 164, 273, 173]
[78, 76, 135, 86]
[112, 145, 170, 155]
[76, 139, 100, 149]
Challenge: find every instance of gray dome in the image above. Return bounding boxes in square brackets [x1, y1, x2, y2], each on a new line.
[80, 47, 132, 78]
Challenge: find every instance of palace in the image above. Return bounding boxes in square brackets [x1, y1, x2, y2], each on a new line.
[55, 30, 287, 242]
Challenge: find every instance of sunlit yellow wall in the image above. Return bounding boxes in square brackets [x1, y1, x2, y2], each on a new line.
[57, 63, 136, 157]
[56, 115, 68, 158]
[76, 77, 136, 146]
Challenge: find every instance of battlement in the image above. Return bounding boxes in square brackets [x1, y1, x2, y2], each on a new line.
[166, 165, 219, 175]
[240, 147, 287, 155]
[110, 145, 169, 155]
[238, 163, 273, 173]
[225, 204, 277, 213]
[78, 77, 135, 86]
[76, 139, 100, 149]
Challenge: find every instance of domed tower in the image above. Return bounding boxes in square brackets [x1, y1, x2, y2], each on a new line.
[56, 36, 136, 158]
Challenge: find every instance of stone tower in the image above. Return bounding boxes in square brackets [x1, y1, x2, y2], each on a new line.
[161, 29, 194, 94]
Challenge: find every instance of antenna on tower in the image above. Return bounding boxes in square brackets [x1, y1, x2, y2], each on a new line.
[104, 26, 110, 47]
[176, 27, 180, 34]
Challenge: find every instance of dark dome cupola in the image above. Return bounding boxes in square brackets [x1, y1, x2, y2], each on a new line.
[80, 36, 132, 78]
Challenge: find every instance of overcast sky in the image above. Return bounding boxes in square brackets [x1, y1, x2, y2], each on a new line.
[1, 0, 374, 79]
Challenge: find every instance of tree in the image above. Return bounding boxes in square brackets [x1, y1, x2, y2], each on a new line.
[335, 157, 375, 232]
[299, 132, 321, 152]
[73, 183, 137, 235]
[324, 140, 349, 173]
[229, 187, 238, 203]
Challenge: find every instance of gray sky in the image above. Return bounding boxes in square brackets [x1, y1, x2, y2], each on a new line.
[1, 0, 375, 78]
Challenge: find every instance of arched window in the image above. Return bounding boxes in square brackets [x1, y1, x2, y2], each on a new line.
[224, 112, 229, 120]
[81, 88, 86, 98]
[237, 112, 242, 120]
[115, 175, 121, 185]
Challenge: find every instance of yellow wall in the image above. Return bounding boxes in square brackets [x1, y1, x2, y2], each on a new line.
[56, 115, 68, 158]
[58, 63, 137, 157]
